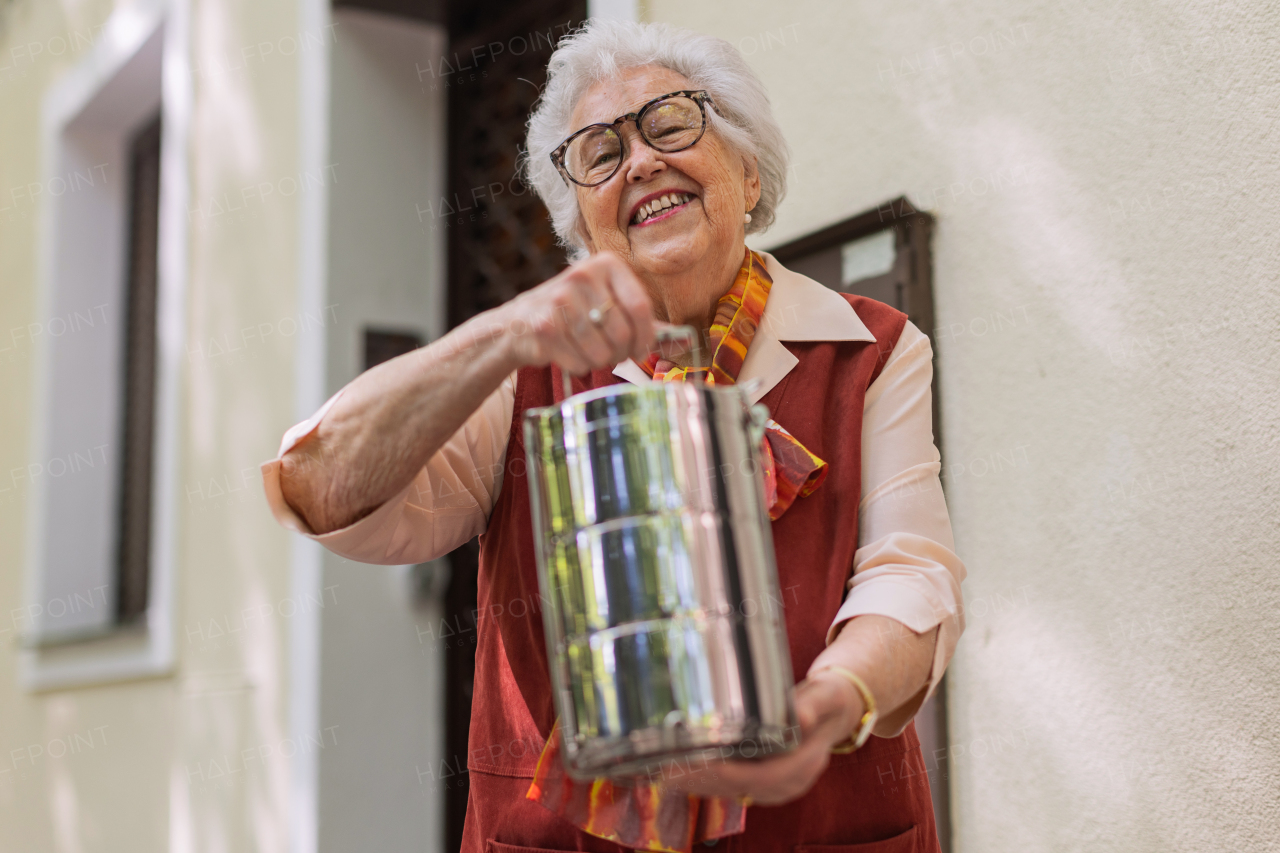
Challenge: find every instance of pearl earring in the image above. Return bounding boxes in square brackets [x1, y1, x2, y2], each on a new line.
[744, 212, 753, 224]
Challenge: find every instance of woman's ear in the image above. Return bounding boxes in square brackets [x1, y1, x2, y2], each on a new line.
[743, 155, 762, 212]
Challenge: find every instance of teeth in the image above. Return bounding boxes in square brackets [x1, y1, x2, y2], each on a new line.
[633, 193, 692, 224]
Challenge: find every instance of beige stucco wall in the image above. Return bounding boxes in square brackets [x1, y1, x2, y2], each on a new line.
[0, 0, 308, 848]
[645, 1, 1280, 850]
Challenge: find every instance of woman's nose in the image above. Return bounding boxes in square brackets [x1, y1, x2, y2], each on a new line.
[622, 135, 666, 183]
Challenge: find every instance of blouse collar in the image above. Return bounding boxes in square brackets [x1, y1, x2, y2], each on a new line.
[611, 251, 876, 404]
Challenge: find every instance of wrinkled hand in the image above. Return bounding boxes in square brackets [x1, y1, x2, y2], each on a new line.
[497, 251, 657, 375]
[641, 672, 865, 806]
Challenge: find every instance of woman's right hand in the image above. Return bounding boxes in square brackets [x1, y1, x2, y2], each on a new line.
[278, 251, 657, 535]
[494, 251, 658, 375]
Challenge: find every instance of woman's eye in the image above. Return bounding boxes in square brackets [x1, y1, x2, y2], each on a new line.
[646, 114, 692, 138]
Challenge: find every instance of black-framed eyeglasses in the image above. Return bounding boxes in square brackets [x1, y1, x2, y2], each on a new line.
[550, 90, 716, 188]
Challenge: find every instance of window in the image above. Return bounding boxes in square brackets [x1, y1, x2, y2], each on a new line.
[23, 6, 188, 689]
[769, 197, 950, 851]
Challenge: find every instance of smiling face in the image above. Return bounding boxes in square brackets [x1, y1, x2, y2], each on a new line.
[570, 66, 761, 322]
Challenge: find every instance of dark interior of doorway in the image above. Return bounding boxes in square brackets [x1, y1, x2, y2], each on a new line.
[440, 4, 586, 848]
[333, 0, 588, 847]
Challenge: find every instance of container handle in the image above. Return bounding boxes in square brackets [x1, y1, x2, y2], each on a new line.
[555, 324, 702, 401]
[656, 325, 702, 371]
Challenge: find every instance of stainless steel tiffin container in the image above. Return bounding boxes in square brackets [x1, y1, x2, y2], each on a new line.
[522, 327, 799, 779]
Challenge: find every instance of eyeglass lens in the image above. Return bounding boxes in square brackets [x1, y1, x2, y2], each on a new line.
[564, 96, 704, 185]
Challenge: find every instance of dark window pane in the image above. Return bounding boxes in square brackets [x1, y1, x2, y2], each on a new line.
[363, 328, 423, 370]
[115, 113, 162, 625]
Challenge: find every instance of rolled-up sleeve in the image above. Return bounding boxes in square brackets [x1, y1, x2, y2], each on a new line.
[826, 322, 967, 705]
[260, 372, 516, 565]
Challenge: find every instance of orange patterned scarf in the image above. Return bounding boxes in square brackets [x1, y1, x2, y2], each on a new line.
[524, 249, 827, 852]
[527, 722, 748, 853]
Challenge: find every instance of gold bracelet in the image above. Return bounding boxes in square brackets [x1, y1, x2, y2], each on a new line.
[809, 665, 878, 754]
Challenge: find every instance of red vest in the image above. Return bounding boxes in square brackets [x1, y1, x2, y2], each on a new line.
[463, 295, 941, 853]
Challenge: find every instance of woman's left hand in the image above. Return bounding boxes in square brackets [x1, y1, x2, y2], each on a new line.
[648, 672, 863, 806]
[635, 614, 939, 805]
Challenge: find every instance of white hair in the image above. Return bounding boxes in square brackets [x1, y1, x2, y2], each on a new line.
[523, 19, 790, 260]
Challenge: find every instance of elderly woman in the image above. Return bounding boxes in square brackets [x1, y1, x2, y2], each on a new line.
[265, 19, 964, 853]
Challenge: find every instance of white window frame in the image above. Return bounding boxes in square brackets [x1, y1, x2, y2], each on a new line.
[22, 0, 190, 690]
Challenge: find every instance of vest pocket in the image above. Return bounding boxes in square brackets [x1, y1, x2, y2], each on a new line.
[486, 841, 578, 853]
[793, 824, 921, 853]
